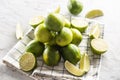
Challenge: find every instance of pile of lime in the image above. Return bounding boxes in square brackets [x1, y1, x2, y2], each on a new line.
[18, 2, 108, 77]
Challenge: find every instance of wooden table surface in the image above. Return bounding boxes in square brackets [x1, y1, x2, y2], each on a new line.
[0, 0, 120, 80]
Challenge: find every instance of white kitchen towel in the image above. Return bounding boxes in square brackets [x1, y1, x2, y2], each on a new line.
[3, 17, 104, 80]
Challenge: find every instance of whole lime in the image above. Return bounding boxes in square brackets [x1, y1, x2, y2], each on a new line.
[56, 27, 73, 46]
[71, 28, 82, 45]
[60, 44, 81, 64]
[67, 0, 83, 15]
[25, 40, 45, 57]
[34, 24, 52, 43]
[45, 13, 64, 32]
[43, 46, 61, 66]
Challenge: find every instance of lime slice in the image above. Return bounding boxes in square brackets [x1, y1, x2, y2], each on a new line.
[89, 24, 100, 39]
[19, 52, 36, 71]
[54, 6, 60, 13]
[65, 60, 85, 76]
[29, 16, 44, 28]
[80, 53, 90, 72]
[85, 9, 104, 19]
[91, 38, 108, 54]
[71, 19, 88, 32]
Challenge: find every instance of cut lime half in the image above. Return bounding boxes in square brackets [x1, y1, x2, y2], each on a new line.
[65, 60, 85, 76]
[89, 24, 100, 39]
[80, 53, 90, 72]
[29, 16, 44, 28]
[85, 9, 104, 19]
[71, 19, 88, 33]
[91, 38, 108, 54]
[19, 52, 36, 71]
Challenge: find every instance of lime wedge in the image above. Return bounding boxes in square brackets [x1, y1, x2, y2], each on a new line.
[71, 19, 88, 33]
[29, 16, 44, 28]
[80, 53, 90, 72]
[91, 38, 108, 54]
[54, 6, 60, 13]
[16, 23, 23, 40]
[19, 52, 36, 71]
[89, 24, 100, 39]
[65, 60, 85, 76]
[85, 9, 104, 19]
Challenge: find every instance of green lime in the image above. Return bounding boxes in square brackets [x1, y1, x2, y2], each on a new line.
[19, 52, 36, 71]
[89, 24, 100, 39]
[85, 9, 104, 19]
[65, 60, 85, 76]
[34, 24, 52, 43]
[67, 0, 83, 15]
[29, 16, 44, 28]
[43, 46, 61, 66]
[56, 27, 73, 46]
[60, 44, 81, 64]
[54, 6, 60, 13]
[91, 38, 108, 54]
[79, 53, 90, 72]
[71, 19, 88, 33]
[45, 13, 64, 32]
[71, 28, 82, 45]
[25, 40, 45, 57]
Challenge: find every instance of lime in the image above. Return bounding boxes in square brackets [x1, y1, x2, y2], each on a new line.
[85, 9, 104, 19]
[19, 52, 36, 71]
[25, 40, 45, 57]
[71, 19, 88, 33]
[91, 38, 108, 54]
[34, 24, 52, 43]
[79, 53, 90, 72]
[43, 46, 61, 66]
[45, 13, 64, 32]
[65, 60, 85, 76]
[60, 44, 81, 64]
[67, 0, 83, 15]
[56, 27, 73, 46]
[16, 23, 23, 40]
[71, 28, 82, 45]
[89, 24, 100, 39]
[29, 16, 44, 28]
[54, 6, 60, 13]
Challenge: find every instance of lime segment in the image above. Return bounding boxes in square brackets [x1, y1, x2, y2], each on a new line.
[91, 38, 108, 54]
[85, 9, 104, 19]
[65, 60, 85, 76]
[89, 24, 100, 39]
[80, 53, 90, 72]
[19, 52, 36, 71]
